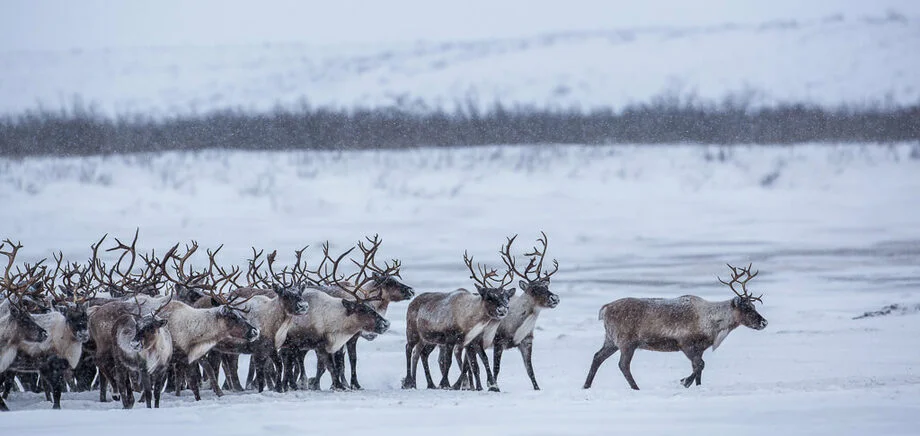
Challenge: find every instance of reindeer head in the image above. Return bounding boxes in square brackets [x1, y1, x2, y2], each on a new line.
[7, 303, 48, 342]
[342, 298, 390, 335]
[719, 263, 768, 330]
[271, 282, 310, 315]
[59, 302, 91, 343]
[500, 233, 560, 309]
[130, 314, 168, 350]
[464, 251, 516, 320]
[371, 272, 414, 302]
[217, 305, 260, 342]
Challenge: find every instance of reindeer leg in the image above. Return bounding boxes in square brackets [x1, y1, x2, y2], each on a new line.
[420, 344, 437, 389]
[224, 354, 243, 392]
[188, 361, 202, 401]
[173, 361, 185, 397]
[518, 336, 540, 391]
[450, 345, 468, 390]
[333, 349, 348, 389]
[140, 370, 152, 408]
[152, 370, 165, 408]
[269, 350, 284, 393]
[680, 346, 705, 388]
[466, 344, 484, 391]
[618, 345, 640, 390]
[200, 358, 224, 397]
[164, 366, 176, 392]
[584, 339, 618, 389]
[296, 349, 309, 388]
[402, 342, 417, 389]
[280, 348, 297, 391]
[244, 355, 257, 390]
[309, 354, 325, 390]
[97, 364, 112, 403]
[474, 342, 498, 392]
[346, 336, 361, 390]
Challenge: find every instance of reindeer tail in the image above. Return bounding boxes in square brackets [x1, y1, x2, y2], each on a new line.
[598, 304, 611, 321]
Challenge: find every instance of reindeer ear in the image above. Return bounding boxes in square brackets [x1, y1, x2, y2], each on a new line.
[211, 298, 221, 307]
[504, 288, 517, 298]
[475, 285, 487, 294]
[519, 280, 528, 290]
[155, 318, 168, 328]
[271, 283, 284, 296]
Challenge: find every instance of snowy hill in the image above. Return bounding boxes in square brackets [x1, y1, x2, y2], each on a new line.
[2, 2, 919, 116]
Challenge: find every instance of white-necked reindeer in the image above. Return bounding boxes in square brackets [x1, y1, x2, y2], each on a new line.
[402, 250, 515, 391]
[583, 263, 768, 390]
[471, 233, 560, 391]
[0, 240, 49, 412]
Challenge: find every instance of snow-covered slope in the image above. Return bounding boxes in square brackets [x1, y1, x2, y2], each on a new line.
[2, 6, 919, 116]
[2, 144, 919, 434]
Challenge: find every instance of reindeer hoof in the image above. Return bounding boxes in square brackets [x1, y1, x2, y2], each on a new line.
[680, 377, 692, 388]
[350, 383, 363, 390]
[488, 386, 500, 393]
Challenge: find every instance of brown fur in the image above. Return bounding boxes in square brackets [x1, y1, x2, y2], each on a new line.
[584, 295, 767, 390]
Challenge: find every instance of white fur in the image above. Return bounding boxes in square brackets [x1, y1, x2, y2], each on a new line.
[21, 312, 84, 369]
[141, 327, 173, 373]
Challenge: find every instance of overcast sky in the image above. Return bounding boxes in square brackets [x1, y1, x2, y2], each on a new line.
[2, 0, 917, 52]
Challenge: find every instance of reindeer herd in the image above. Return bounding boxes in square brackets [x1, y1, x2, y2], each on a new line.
[0, 231, 768, 411]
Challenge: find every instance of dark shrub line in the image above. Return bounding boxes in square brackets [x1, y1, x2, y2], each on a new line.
[1, 100, 918, 157]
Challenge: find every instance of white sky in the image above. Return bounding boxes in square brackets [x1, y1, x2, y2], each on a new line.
[2, 0, 918, 52]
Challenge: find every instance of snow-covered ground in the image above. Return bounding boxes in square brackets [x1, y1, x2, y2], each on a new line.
[1, 143, 919, 434]
[2, 1, 919, 116]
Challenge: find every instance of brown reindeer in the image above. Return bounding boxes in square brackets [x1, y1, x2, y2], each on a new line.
[402, 250, 515, 391]
[309, 236, 413, 390]
[583, 263, 768, 390]
[280, 243, 390, 391]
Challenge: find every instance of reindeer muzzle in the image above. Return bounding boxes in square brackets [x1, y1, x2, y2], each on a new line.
[76, 330, 91, 343]
[295, 301, 310, 315]
[375, 318, 390, 334]
[245, 327, 260, 342]
[548, 295, 560, 308]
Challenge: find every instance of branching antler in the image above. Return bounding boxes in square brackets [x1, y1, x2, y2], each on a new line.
[522, 231, 559, 280]
[463, 250, 513, 289]
[718, 262, 762, 303]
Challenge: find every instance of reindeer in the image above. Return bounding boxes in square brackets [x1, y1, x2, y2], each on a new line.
[402, 250, 515, 391]
[0, 240, 49, 411]
[87, 236, 175, 408]
[9, 259, 93, 409]
[279, 244, 390, 391]
[583, 263, 768, 390]
[471, 232, 559, 391]
[91, 295, 173, 408]
[309, 236, 413, 390]
[197, 247, 310, 394]
[154, 243, 261, 401]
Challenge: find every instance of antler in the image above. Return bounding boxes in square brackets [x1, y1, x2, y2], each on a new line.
[522, 231, 559, 280]
[246, 247, 270, 287]
[463, 250, 513, 289]
[718, 262, 763, 303]
[204, 245, 251, 311]
[499, 234, 537, 281]
[0, 240, 47, 307]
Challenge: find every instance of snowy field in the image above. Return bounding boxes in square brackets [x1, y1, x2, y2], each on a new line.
[1, 143, 919, 434]
[2, 1, 920, 115]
